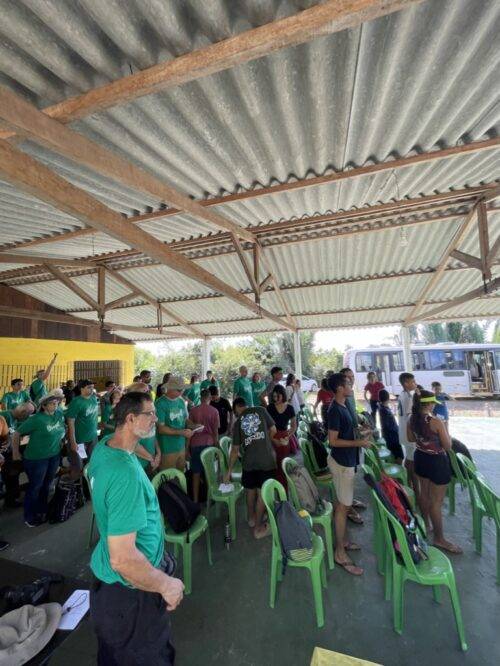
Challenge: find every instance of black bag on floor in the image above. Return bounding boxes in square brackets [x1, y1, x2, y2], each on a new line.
[47, 477, 85, 523]
[309, 420, 328, 470]
[157, 479, 200, 534]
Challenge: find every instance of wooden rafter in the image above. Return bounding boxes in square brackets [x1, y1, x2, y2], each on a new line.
[450, 250, 482, 271]
[0, 140, 293, 332]
[0, 253, 92, 267]
[43, 263, 100, 312]
[231, 234, 259, 295]
[0, 0, 422, 133]
[406, 277, 500, 326]
[104, 292, 140, 312]
[477, 200, 492, 280]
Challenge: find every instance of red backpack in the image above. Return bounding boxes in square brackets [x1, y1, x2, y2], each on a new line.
[379, 477, 410, 524]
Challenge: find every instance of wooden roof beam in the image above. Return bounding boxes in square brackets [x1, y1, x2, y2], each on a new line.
[43, 263, 100, 312]
[104, 292, 141, 312]
[0, 140, 293, 332]
[0, 1, 422, 132]
[0, 253, 93, 267]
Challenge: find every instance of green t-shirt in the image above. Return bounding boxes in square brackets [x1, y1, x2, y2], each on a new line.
[136, 435, 157, 469]
[65, 394, 99, 443]
[155, 396, 188, 454]
[17, 411, 65, 460]
[200, 379, 219, 392]
[30, 378, 47, 406]
[251, 380, 266, 407]
[183, 383, 201, 407]
[233, 376, 254, 407]
[88, 435, 164, 585]
[1, 390, 30, 411]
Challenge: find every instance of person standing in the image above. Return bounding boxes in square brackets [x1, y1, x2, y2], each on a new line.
[226, 397, 277, 539]
[12, 391, 65, 527]
[1, 379, 30, 411]
[233, 366, 254, 407]
[0, 402, 35, 508]
[261, 366, 283, 405]
[99, 380, 117, 415]
[183, 374, 201, 409]
[200, 370, 218, 392]
[327, 373, 372, 576]
[251, 372, 266, 408]
[100, 388, 122, 434]
[30, 353, 58, 406]
[156, 373, 171, 400]
[285, 373, 301, 415]
[66, 379, 99, 458]
[62, 380, 76, 406]
[156, 376, 194, 471]
[397, 372, 418, 497]
[363, 372, 385, 425]
[431, 381, 452, 431]
[209, 385, 232, 436]
[187, 389, 220, 502]
[87, 392, 183, 664]
[378, 389, 404, 464]
[139, 370, 153, 392]
[266, 385, 296, 489]
[313, 378, 334, 426]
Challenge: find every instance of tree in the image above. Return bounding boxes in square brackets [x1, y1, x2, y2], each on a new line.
[309, 348, 343, 381]
[416, 321, 488, 344]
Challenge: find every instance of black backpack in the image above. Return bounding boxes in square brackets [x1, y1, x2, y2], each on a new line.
[275, 500, 313, 574]
[157, 479, 200, 537]
[48, 477, 85, 523]
[309, 420, 328, 470]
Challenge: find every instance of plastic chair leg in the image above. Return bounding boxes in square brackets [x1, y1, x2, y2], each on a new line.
[182, 542, 192, 595]
[432, 585, 442, 603]
[228, 499, 237, 541]
[475, 513, 483, 555]
[88, 514, 95, 549]
[384, 555, 392, 601]
[310, 561, 325, 628]
[173, 543, 179, 559]
[496, 526, 499, 585]
[322, 520, 334, 570]
[206, 524, 213, 566]
[447, 577, 468, 651]
[321, 557, 327, 588]
[269, 548, 279, 608]
[392, 569, 404, 634]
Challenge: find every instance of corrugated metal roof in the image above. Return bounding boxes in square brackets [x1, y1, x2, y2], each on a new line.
[0, 0, 499, 341]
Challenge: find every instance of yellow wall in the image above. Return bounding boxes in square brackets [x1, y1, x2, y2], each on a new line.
[0, 337, 134, 391]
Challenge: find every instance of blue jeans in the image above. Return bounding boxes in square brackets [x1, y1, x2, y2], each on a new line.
[23, 454, 60, 522]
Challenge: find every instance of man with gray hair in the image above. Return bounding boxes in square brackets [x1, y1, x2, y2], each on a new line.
[233, 365, 254, 407]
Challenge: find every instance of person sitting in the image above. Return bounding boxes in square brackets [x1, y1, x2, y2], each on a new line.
[378, 389, 404, 464]
[225, 397, 277, 539]
[187, 389, 219, 502]
[209, 385, 232, 436]
[266, 385, 296, 489]
[407, 389, 462, 554]
[12, 391, 65, 527]
[363, 372, 384, 425]
[1, 378, 30, 411]
[0, 402, 36, 508]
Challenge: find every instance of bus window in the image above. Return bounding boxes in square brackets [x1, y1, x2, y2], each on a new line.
[494, 351, 500, 369]
[355, 352, 373, 373]
[426, 350, 447, 370]
[444, 350, 465, 369]
[412, 351, 427, 370]
[392, 352, 404, 372]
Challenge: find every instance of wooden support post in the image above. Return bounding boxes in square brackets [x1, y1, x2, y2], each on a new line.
[477, 200, 492, 280]
[97, 266, 105, 318]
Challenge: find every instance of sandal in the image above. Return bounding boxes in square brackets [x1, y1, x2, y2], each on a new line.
[344, 541, 361, 551]
[254, 523, 271, 539]
[352, 499, 367, 510]
[347, 512, 364, 525]
[335, 558, 363, 576]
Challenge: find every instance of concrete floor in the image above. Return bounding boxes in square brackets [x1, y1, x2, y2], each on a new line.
[1, 418, 499, 666]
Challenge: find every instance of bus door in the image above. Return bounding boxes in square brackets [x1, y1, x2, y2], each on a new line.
[466, 351, 492, 393]
[373, 352, 392, 390]
[485, 351, 497, 393]
[492, 350, 500, 394]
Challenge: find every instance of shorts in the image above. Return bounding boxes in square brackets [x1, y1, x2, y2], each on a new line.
[159, 436, 185, 455]
[241, 469, 275, 490]
[404, 441, 416, 462]
[414, 450, 451, 485]
[327, 456, 355, 506]
[190, 445, 211, 474]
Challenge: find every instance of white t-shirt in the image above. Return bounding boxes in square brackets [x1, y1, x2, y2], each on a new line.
[397, 390, 414, 446]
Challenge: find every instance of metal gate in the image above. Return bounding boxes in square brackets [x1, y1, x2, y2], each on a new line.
[74, 360, 122, 391]
[0, 362, 72, 398]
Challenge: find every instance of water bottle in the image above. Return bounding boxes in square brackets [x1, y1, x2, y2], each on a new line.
[224, 522, 232, 550]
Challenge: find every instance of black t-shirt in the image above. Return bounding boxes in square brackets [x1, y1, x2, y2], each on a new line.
[327, 400, 359, 468]
[379, 404, 399, 447]
[266, 403, 295, 432]
[211, 397, 232, 434]
[232, 407, 276, 472]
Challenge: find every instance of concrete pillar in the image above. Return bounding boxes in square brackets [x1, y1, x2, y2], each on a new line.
[201, 337, 211, 377]
[293, 330, 303, 380]
[401, 326, 412, 371]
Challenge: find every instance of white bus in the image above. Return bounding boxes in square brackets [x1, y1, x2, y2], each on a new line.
[343, 344, 500, 397]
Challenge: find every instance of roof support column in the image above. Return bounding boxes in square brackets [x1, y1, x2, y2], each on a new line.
[401, 325, 412, 372]
[201, 338, 211, 378]
[293, 330, 303, 381]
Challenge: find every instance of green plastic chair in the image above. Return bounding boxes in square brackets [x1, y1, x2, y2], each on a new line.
[261, 478, 327, 628]
[83, 465, 97, 548]
[219, 436, 242, 482]
[151, 469, 212, 595]
[282, 457, 334, 570]
[447, 450, 468, 515]
[364, 447, 407, 485]
[361, 464, 386, 578]
[456, 453, 489, 551]
[298, 437, 335, 502]
[201, 446, 243, 541]
[373, 491, 467, 651]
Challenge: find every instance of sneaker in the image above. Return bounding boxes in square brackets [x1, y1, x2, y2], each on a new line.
[24, 519, 42, 528]
[0, 540, 9, 551]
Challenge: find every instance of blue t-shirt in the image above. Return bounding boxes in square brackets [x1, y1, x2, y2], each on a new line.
[433, 393, 450, 420]
[327, 400, 359, 468]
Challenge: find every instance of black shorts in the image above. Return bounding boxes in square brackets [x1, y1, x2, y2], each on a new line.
[241, 469, 275, 490]
[414, 450, 451, 486]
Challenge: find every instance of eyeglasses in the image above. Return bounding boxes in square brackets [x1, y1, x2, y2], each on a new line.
[136, 410, 156, 418]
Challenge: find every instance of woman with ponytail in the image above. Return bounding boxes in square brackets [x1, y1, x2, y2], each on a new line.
[407, 389, 462, 554]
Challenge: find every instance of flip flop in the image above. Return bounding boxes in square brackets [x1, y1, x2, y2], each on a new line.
[247, 519, 256, 528]
[352, 499, 367, 510]
[344, 542, 361, 551]
[335, 558, 363, 576]
[254, 523, 271, 539]
[347, 512, 364, 525]
[433, 541, 463, 554]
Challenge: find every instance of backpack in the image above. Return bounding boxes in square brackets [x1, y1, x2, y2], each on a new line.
[363, 474, 428, 564]
[308, 420, 328, 470]
[157, 479, 200, 538]
[48, 477, 85, 523]
[274, 500, 313, 574]
[290, 465, 326, 515]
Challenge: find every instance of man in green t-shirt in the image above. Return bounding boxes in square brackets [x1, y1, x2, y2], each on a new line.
[29, 353, 58, 406]
[65, 379, 99, 457]
[1, 379, 30, 411]
[156, 376, 196, 470]
[200, 370, 218, 392]
[87, 391, 183, 663]
[183, 374, 201, 408]
[226, 397, 277, 539]
[233, 365, 254, 407]
[0, 402, 35, 508]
